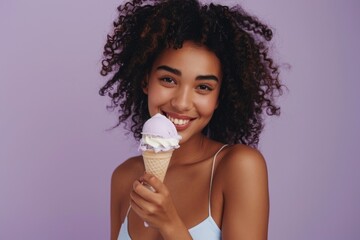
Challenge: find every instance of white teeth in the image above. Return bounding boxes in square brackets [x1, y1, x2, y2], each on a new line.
[167, 115, 190, 126]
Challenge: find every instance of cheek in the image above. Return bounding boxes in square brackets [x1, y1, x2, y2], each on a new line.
[148, 85, 169, 102]
[146, 84, 173, 112]
[195, 95, 219, 116]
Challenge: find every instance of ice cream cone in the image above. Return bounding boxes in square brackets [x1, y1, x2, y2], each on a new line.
[142, 150, 173, 182]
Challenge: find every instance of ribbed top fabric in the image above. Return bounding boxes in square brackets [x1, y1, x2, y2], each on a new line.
[118, 145, 227, 240]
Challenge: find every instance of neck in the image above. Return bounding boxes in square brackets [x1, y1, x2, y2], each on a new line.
[170, 133, 213, 166]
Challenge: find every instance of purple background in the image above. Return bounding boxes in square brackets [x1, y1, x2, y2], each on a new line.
[1, 0, 359, 239]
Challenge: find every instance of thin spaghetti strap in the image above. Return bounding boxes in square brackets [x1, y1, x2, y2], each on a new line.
[126, 205, 131, 216]
[122, 204, 131, 223]
[208, 144, 228, 216]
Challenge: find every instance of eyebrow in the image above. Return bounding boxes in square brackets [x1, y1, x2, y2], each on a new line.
[156, 65, 219, 82]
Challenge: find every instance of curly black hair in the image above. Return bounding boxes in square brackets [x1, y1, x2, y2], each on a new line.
[100, 0, 283, 147]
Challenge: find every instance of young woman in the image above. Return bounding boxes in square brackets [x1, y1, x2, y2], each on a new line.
[100, 0, 283, 239]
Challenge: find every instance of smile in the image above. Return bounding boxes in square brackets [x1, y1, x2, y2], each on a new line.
[167, 115, 190, 126]
[163, 112, 194, 131]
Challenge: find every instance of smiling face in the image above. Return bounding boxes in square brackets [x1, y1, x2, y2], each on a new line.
[143, 41, 222, 143]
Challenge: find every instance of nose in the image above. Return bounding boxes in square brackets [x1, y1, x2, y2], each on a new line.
[170, 86, 193, 112]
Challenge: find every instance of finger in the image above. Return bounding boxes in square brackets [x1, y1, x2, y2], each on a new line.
[142, 172, 167, 194]
[130, 189, 147, 210]
[130, 186, 157, 225]
[130, 198, 149, 222]
[132, 179, 157, 204]
[130, 184, 153, 211]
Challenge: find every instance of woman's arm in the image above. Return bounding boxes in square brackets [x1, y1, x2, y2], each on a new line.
[220, 145, 269, 239]
[110, 157, 144, 240]
[110, 166, 123, 240]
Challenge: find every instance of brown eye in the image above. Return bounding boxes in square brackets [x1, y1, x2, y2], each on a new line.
[160, 77, 175, 84]
[197, 84, 213, 91]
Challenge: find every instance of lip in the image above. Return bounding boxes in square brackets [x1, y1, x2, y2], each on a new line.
[164, 112, 194, 120]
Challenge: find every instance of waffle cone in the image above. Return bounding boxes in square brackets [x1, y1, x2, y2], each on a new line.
[142, 150, 173, 182]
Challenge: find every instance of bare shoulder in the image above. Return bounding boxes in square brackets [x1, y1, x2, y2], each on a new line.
[218, 144, 268, 182]
[111, 155, 144, 217]
[111, 155, 144, 195]
[217, 144, 268, 207]
[112, 155, 144, 177]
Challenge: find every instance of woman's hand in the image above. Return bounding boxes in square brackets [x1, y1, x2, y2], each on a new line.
[130, 172, 192, 239]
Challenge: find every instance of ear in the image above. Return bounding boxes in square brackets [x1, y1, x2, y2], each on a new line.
[142, 75, 149, 94]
